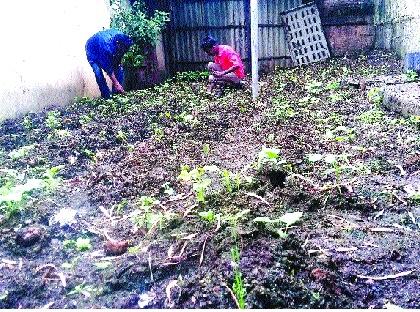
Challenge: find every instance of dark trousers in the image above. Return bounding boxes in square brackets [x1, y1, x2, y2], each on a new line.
[89, 62, 124, 99]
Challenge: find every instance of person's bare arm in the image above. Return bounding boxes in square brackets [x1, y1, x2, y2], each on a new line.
[109, 72, 125, 93]
[213, 65, 240, 77]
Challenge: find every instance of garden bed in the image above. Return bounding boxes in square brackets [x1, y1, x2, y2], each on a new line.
[0, 51, 419, 309]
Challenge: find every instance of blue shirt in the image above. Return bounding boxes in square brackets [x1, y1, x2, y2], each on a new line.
[86, 29, 133, 76]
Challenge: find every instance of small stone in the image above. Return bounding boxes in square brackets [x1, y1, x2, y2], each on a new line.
[15, 227, 43, 247]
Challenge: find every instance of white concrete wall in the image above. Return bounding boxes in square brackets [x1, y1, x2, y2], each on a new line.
[374, 0, 420, 56]
[0, 0, 111, 121]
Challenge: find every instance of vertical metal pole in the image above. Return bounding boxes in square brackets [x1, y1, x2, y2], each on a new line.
[250, 0, 259, 100]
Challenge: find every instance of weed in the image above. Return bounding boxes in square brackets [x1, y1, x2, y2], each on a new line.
[63, 237, 92, 252]
[357, 109, 384, 124]
[256, 146, 285, 172]
[82, 149, 96, 161]
[68, 282, 99, 298]
[305, 81, 323, 95]
[22, 116, 33, 130]
[230, 246, 246, 309]
[253, 211, 303, 237]
[405, 70, 418, 82]
[114, 199, 128, 215]
[43, 165, 64, 191]
[46, 111, 62, 130]
[202, 143, 210, 156]
[178, 165, 218, 204]
[367, 87, 383, 106]
[8, 144, 35, 160]
[198, 210, 216, 223]
[79, 114, 93, 125]
[325, 81, 341, 91]
[324, 126, 355, 142]
[0, 174, 44, 219]
[221, 169, 241, 194]
[116, 130, 128, 143]
[132, 195, 175, 230]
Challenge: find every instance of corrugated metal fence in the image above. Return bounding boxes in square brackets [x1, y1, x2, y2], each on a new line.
[160, 0, 303, 75]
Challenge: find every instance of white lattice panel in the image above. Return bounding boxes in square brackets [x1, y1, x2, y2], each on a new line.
[282, 3, 330, 66]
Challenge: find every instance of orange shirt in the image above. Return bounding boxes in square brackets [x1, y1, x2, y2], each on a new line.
[214, 45, 245, 79]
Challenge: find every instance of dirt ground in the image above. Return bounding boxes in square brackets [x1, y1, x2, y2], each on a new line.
[0, 51, 419, 309]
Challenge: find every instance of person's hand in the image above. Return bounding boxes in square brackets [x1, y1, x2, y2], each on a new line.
[114, 83, 125, 94]
[213, 71, 225, 78]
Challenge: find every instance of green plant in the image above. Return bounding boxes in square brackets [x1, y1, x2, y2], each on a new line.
[114, 199, 128, 215]
[202, 143, 210, 156]
[46, 111, 61, 130]
[132, 195, 175, 230]
[198, 210, 216, 223]
[367, 87, 383, 106]
[68, 282, 99, 298]
[267, 97, 296, 122]
[22, 116, 33, 130]
[357, 109, 384, 124]
[63, 237, 92, 252]
[253, 211, 303, 238]
[178, 165, 218, 204]
[230, 246, 246, 309]
[324, 126, 355, 142]
[174, 71, 209, 82]
[405, 70, 418, 82]
[8, 144, 35, 160]
[79, 114, 93, 125]
[82, 149, 96, 161]
[0, 175, 44, 219]
[111, 0, 170, 68]
[43, 165, 64, 191]
[305, 81, 323, 95]
[256, 146, 284, 171]
[116, 129, 128, 143]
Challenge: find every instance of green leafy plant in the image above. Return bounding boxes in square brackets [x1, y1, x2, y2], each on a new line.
[63, 237, 92, 252]
[198, 210, 216, 223]
[22, 116, 33, 130]
[324, 126, 355, 142]
[256, 146, 285, 171]
[405, 70, 418, 82]
[46, 111, 62, 130]
[178, 165, 218, 204]
[356, 109, 384, 124]
[0, 175, 44, 219]
[253, 211, 303, 238]
[43, 165, 64, 191]
[111, 0, 170, 68]
[132, 195, 175, 230]
[305, 81, 323, 95]
[367, 87, 383, 106]
[8, 144, 35, 160]
[230, 246, 246, 309]
[116, 129, 128, 143]
[68, 282, 99, 298]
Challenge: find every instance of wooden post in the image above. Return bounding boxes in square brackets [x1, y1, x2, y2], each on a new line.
[250, 0, 259, 100]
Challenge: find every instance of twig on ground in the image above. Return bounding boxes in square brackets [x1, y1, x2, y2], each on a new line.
[148, 251, 154, 282]
[183, 204, 198, 217]
[357, 270, 414, 281]
[223, 283, 241, 309]
[395, 164, 406, 176]
[288, 174, 319, 189]
[370, 227, 395, 233]
[245, 192, 271, 206]
[199, 236, 208, 266]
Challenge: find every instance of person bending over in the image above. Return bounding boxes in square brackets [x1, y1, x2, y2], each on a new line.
[200, 35, 246, 93]
[85, 29, 133, 99]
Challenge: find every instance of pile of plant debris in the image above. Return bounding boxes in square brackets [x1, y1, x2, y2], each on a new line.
[0, 51, 418, 309]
